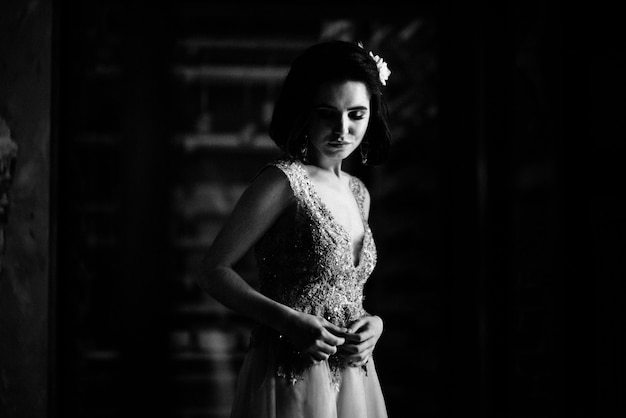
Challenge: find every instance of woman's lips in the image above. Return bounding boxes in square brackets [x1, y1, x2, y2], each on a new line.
[328, 140, 352, 146]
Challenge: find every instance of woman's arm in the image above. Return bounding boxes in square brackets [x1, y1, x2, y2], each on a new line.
[198, 166, 346, 362]
[198, 167, 293, 328]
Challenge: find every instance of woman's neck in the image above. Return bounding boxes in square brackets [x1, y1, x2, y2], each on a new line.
[307, 155, 344, 179]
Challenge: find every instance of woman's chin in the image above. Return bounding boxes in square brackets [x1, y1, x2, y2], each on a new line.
[323, 145, 356, 160]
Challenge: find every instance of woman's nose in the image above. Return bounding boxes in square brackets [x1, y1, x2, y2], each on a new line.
[333, 114, 350, 134]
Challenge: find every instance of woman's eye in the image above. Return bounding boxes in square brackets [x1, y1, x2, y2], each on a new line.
[315, 109, 367, 120]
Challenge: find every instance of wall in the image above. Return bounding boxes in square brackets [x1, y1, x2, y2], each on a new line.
[0, 0, 52, 417]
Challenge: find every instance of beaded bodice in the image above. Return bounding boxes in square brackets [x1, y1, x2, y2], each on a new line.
[255, 158, 376, 326]
[253, 158, 377, 386]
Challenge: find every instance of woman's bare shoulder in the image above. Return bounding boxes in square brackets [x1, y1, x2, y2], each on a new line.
[243, 164, 295, 213]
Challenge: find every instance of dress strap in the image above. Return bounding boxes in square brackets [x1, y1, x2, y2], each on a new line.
[349, 176, 368, 217]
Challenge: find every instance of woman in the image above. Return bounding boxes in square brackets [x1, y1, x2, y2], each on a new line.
[199, 40, 392, 418]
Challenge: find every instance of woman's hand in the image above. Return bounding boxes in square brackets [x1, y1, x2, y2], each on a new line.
[281, 311, 347, 364]
[339, 315, 384, 367]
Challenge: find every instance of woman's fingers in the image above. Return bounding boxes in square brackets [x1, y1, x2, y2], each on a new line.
[323, 328, 346, 347]
[324, 321, 348, 338]
[338, 316, 384, 364]
[347, 317, 368, 334]
[345, 346, 374, 367]
[339, 336, 376, 355]
[317, 339, 340, 355]
[342, 327, 375, 347]
[342, 315, 384, 350]
[291, 314, 384, 364]
[299, 319, 347, 361]
[303, 340, 338, 363]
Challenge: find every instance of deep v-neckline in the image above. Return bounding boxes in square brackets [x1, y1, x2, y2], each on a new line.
[296, 161, 368, 268]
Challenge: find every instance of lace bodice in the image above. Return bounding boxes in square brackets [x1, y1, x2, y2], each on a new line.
[252, 158, 377, 387]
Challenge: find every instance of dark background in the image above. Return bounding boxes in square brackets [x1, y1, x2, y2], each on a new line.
[1, 1, 624, 417]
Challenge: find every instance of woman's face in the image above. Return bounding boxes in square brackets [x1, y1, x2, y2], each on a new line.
[307, 80, 371, 164]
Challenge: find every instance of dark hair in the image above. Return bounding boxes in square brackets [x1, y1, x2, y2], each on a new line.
[269, 40, 391, 165]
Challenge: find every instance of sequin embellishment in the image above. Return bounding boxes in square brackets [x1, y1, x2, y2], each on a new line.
[252, 158, 377, 390]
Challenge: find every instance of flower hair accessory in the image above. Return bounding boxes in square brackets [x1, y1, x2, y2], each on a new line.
[356, 41, 391, 86]
[368, 51, 391, 86]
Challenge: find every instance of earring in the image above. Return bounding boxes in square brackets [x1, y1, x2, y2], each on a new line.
[360, 141, 369, 165]
[301, 135, 309, 161]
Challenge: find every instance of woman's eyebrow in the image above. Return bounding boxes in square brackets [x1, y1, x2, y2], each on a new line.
[314, 103, 369, 111]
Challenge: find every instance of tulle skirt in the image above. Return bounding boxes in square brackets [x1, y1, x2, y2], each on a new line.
[230, 336, 388, 418]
